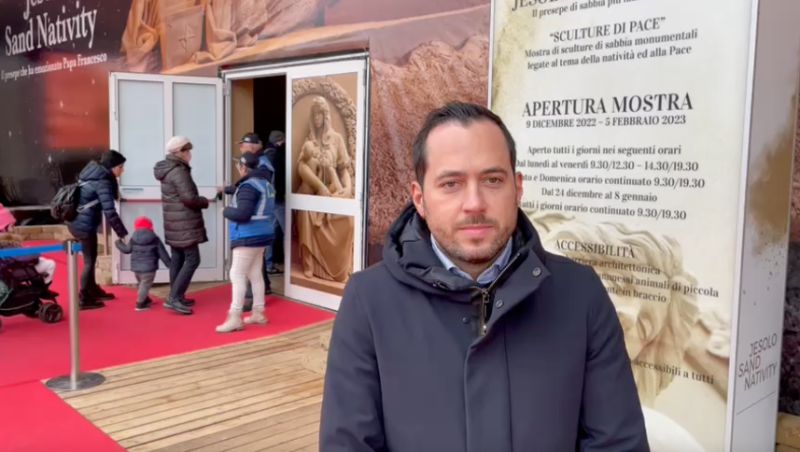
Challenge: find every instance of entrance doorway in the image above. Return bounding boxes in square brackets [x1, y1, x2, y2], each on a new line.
[224, 54, 369, 311]
[108, 54, 369, 311]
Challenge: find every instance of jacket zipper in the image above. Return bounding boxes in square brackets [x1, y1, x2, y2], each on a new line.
[479, 288, 490, 337]
[477, 251, 524, 338]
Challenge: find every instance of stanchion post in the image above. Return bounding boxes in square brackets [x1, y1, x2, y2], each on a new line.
[67, 239, 79, 390]
[46, 239, 105, 392]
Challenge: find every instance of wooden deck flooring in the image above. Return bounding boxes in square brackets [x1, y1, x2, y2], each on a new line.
[52, 321, 333, 452]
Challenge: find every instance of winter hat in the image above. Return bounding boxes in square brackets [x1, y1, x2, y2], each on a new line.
[268, 130, 285, 145]
[238, 152, 260, 170]
[100, 150, 127, 169]
[133, 216, 153, 231]
[0, 203, 16, 231]
[166, 136, 192, 154]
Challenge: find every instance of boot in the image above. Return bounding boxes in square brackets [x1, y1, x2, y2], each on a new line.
[90, 286, 115, 301]
[79, 292, 105, 310]
[163, 298, 192, 315]
[244, 306, 267, 325]
[216, 311, 243, 333]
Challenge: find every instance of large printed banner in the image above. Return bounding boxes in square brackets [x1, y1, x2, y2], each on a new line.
[491, 1, 756, 450]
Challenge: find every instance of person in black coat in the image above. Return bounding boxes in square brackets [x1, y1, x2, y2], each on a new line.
[153, 136, 210, 315]
[67, 150, 129, 310]
[320, 103, 648, 451]
[115, 216, 171, 311]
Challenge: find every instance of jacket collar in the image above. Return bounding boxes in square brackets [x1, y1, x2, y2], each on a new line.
[383, 204, 551, 304]
[235, 167, 272, 186]
[166, 154, 191, 169]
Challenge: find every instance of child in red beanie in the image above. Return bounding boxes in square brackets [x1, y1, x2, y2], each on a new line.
[115, 216, 171, 311]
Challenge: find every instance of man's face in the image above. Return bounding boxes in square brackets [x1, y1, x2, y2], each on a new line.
[411, 120, 522, 270]
[239, 143, 260, 154]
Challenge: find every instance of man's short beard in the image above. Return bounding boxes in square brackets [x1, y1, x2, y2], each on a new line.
[446, 234, 509, 265]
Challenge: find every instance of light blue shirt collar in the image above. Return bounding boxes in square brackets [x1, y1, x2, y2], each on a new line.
[431, 235, 513, 286]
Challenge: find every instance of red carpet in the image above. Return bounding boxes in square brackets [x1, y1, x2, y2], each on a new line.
[0, 241, 335, 387]
[0, 241, 334, 451]
[0, 382, 124, 452]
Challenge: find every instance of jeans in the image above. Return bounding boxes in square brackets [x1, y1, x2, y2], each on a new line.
[169, 245, 200, 301]
[135, 272, 156, 304]
[230, 247, 265, 313]
[70, 228, 98, 294]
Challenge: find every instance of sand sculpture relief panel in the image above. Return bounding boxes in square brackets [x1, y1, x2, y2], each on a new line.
[290, 75, 358, 294]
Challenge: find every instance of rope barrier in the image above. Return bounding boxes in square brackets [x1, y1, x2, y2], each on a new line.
[0, 242, 82, 259]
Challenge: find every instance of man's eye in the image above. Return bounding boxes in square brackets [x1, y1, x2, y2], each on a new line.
[441, 181, 459, 189]
[486, 177, 502, 185]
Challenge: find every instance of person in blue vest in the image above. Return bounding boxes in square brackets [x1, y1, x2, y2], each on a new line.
[223, 132, 275, 311]
[217, 152, 275, 333]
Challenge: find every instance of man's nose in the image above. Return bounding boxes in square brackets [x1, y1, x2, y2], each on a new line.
[462, 181, 487, 213]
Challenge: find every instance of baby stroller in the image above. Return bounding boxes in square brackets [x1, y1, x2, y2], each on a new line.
[0, 255, 63, 330]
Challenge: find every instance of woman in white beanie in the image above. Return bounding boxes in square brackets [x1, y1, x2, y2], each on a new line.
[153, 136, 210, 315]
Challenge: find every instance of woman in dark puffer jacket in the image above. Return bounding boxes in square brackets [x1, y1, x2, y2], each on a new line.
[153, 136, 211, 315]
[67, 150, 129, 309]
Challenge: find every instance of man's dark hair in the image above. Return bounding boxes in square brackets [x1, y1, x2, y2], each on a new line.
[412, 102, 517, 185]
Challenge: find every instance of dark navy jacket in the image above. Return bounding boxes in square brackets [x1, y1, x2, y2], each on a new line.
[115, 229, 171, 274]
[320, 205, 648, 452]
[223, 167, 274, 249]
[67, 161, 128, 239]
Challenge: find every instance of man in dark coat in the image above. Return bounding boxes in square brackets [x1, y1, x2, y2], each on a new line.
[265, 130, 286, 270]
[153, 136, 211, 315]
[67, 150, 129, 309]
[320, 103, 649, 451]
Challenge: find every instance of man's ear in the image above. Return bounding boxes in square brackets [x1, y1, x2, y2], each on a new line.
[411, 181, 425, 219]
[515, 171, 524, 206]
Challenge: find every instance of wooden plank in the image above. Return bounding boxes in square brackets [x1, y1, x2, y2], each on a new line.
[297, 442, 319, 452]
[79, 362, 306, 419]
[777, 445, 800, 452]
[62, 342, 302, 401]
[66, 349, 304, 410]
[778, 412, 800, 449]
[155, 403, 321, 452]
[127, 394, 323, 451]
[268, 430, 319, 452]
[111, 376, 321, 441]
[235, 418, 320, 452]
[189, 409, 321, 452]
[95, 367, 316, 429]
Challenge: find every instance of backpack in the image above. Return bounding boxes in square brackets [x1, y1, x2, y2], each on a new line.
[50, 181, 94, 222]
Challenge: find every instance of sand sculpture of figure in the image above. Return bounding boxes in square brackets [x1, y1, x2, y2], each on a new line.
[120, 0, 328, 70]
[295, 96, 354, 282]
[120, 0, 161, 72]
